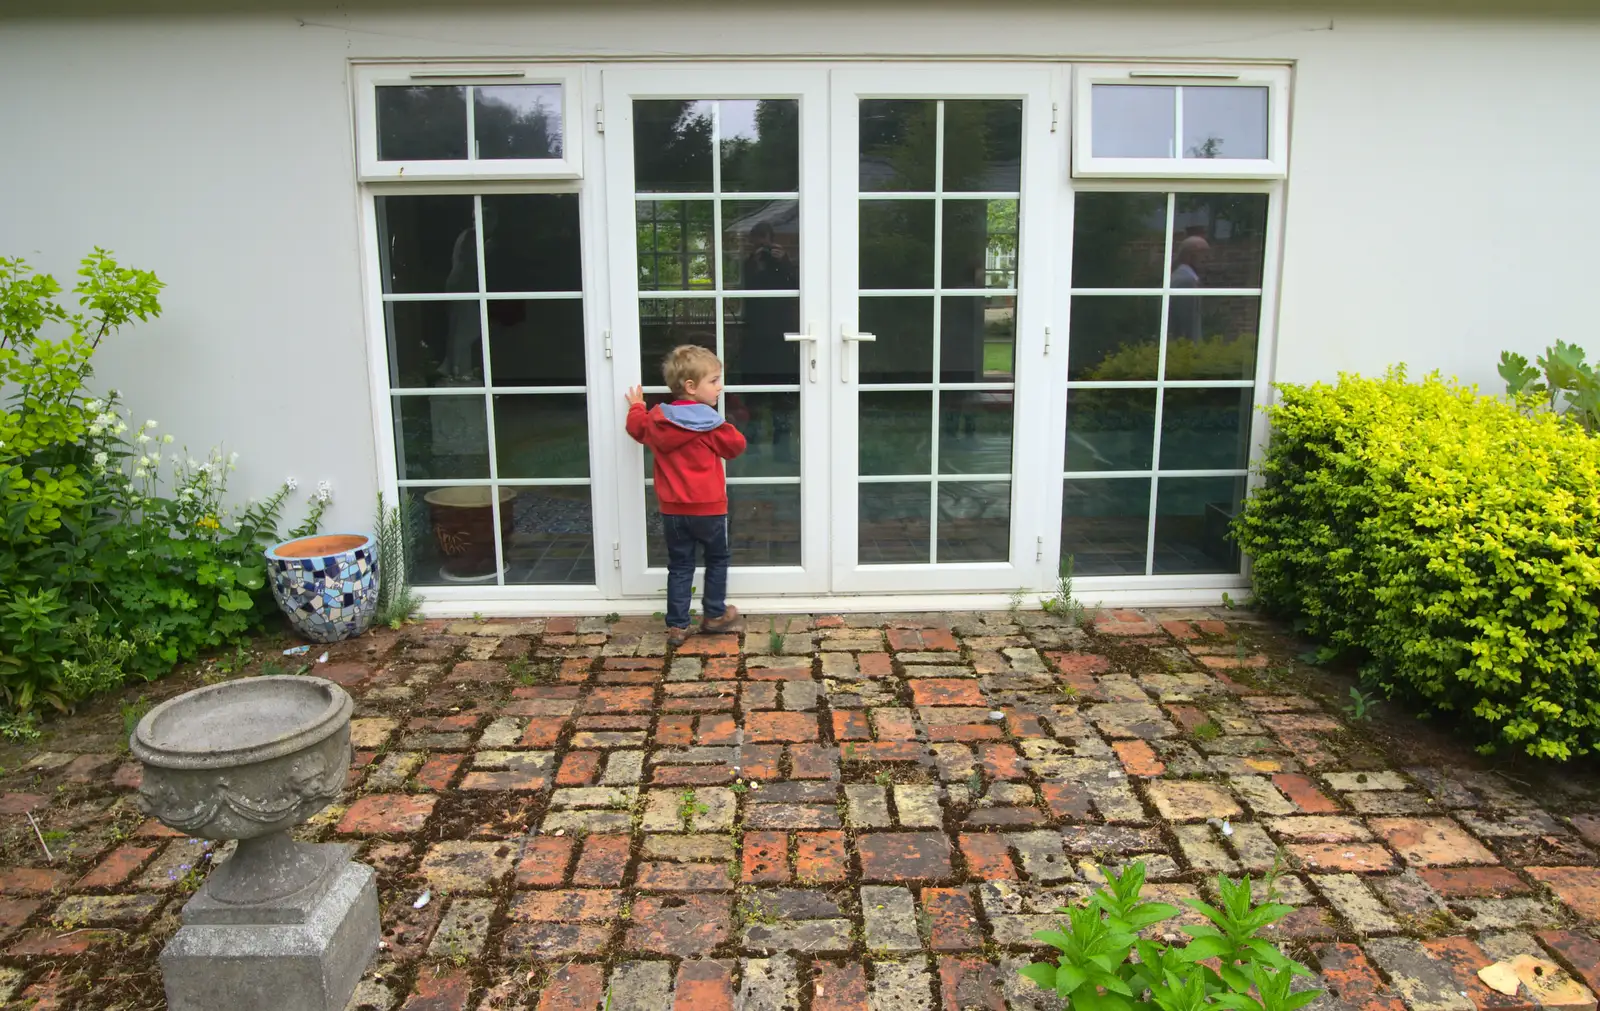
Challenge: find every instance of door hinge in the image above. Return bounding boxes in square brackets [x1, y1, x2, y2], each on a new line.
[595, 104, 605, 134]
[1050, 101, 1059, 133]
[612, 540, 621, 568]
[1043, 325, 1052, 355]
[1036, 536, 1044, 562]
[603, 329, 613, 358]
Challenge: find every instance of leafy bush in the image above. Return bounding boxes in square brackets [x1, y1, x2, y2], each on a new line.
[0, 251, 322, 716]
[373, 493, 423, 629]
[1021, 861, 1318, 1011]
[1088, 334, 1256, 382]
[1233, 368, 1600, 759]
[1499, 340, 1599, 434]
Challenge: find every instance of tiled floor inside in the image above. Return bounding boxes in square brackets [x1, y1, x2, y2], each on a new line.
[2, 608, 1598, 1009]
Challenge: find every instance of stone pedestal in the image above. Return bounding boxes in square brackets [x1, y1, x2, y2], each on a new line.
[161, 856, 379, 1011]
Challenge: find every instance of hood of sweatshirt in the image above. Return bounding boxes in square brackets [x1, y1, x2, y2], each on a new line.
[659, 401, 725, 432]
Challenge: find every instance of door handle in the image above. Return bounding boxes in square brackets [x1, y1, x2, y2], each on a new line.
[784, 324, 818, 384]
[840, 325, 877, 384]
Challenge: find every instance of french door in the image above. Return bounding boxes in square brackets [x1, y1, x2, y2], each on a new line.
[605, 65, 1057, 597]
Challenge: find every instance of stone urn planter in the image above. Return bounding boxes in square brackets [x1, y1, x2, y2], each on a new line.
[131, 676, 378, 1011]
[266, 533, 379, 643]
[423, 486, 515, 582]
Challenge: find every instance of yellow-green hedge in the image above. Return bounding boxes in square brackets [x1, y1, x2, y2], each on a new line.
[1233, 369, 1600, 760]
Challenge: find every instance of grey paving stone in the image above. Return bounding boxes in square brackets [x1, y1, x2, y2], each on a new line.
[861, 885, 923, 953]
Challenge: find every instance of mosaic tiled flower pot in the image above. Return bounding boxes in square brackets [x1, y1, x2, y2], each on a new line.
[265, 533, 379, 643]
[423, 487, 515, 583]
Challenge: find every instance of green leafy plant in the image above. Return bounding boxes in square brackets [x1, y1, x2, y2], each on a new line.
[1342, 687, 1377, 722]
[1021, 862, 1318, 1011]
[1234, 368, 1600, 760]
[0, 251, 321, 717]
[1500, 341, 1599, 434]
[767, 617, 792, 656]
[373, 492, 423, 629]
[1043, 554, 1087, 624]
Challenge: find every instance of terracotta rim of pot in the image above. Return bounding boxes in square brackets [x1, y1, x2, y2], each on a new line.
[266, 532, 374, 560]
[130, 676, 354, 770]
[423, 487, 517, 508]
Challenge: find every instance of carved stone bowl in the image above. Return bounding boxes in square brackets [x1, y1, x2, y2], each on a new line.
[131, 676, 353, 842]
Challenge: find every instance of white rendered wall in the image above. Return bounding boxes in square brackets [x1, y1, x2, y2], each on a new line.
[1, 4, 1597, 539]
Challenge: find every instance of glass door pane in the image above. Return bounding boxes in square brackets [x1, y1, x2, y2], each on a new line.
[832, 68, 1054, 592]
[605, 69, 829, 596]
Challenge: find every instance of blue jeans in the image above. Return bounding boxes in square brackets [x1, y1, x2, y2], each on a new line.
[662, 513, 730, 629]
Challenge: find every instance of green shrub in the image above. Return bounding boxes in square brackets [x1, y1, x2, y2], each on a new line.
[1233, 368, 1600, 760]
[0, 251, 321, 716]
[1499, 340, 1599, 434]
[1088, 334, 1256, 382]
[1020, 860, 1318, 1011]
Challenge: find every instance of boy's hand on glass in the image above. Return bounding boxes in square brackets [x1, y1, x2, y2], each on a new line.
[625, 385, 644, 407]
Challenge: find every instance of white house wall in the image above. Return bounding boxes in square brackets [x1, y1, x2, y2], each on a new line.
[1, 4, 1596, 537]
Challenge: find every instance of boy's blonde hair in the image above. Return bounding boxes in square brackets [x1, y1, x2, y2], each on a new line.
[662, 344, 721, 396]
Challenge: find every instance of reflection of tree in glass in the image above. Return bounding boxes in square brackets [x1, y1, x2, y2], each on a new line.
[378, 86, 467, 161]
[633, 101, 714, 190]
[1187, 136, 1223, 159]
[720, 101, 800, 191]
[476, 88, 560, 159]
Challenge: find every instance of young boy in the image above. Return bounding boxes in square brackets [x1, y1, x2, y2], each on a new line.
[626, 345, 747, 646]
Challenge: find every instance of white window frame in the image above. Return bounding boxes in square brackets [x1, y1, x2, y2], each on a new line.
[1071, 64, 1290, 180]
[354, 63, 585, 182]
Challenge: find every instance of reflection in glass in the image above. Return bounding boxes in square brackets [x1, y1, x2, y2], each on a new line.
[725, 393, 800, 478]
[1159, 388, 1253, 471]
[1183, 87, 1268, 160]
[1071, 192, 1166, 289]
[859, 482, 931, 563]
[940, 297, 1014, 383]
[943, 100, 1023, 192]
[504, 486, 595, 584]
[1092, 85, 1175, 158]
[493, 395, 590, 479]
[860, 100, 937, 192]
[487, 298, 586, 387]
[859, 297, 934, 385]
[939, 392, 1013, 475]
[1065, 390, 1157, 472]
[475, 85, 563, 160]
[937, 481, 1010, 562]
[1171, 194, 1269, 289]
[729, 484, 802, 566]
[722, 201, 799, 291]
[483, 194, 582, 292]
[377, 86, 467, 161]
[1154, 476, 1245, 574]
[860, 392, 932, 476]
[387, 301, 479, 389]
[720, 99, 800, 192]
[1066, 297, 1162, 381]
[1164, 297, 1259, 380]
[633, 100, 714, 192]
[943, 200, 1017, 289]
[403, 485, 512, 586]
[724, 297, 799, 385]
[1061, 478, 1150, 576]
[393, 395, 489, 480]
[860, 201, 935, 289]
[376, 195, 477, 295]
[637, 201, 715, 291]
[639, 299, 716, 385]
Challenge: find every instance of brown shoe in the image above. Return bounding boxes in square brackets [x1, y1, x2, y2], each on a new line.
[666, 626, 691, 647]
[700, 605, 741, 634]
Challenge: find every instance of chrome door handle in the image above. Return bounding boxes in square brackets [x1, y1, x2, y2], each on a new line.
[840, 325, 877, 383]
[784, 324, 818, 383]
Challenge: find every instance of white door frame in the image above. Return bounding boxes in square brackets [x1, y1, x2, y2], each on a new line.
[602, 65, 833, 597]
[828, 64, 1059, 594]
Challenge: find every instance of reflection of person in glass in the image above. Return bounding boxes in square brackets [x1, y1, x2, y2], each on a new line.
[1168, 233, 1209, 342]
[738, 221, 799, 460]
[443, 207, 499, 381]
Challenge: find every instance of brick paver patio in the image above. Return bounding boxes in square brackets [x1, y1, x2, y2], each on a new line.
[2, 608, 1599, 1009]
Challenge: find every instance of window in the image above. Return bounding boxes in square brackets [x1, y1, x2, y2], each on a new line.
[355, 65, 583, 180]
[1063, 190, 1269, 576]
[1072, 65, 1289, 179]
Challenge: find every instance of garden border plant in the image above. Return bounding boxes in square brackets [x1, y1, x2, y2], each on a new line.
[1021, 860, 1319, 1011]
[1, 250, 323, 730]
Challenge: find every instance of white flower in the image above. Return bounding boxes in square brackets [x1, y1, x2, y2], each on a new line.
[92, 451, 108, 467]
[114, 422, 128, 434]
[145, 420, 157, 430]
[134, 468, 147, 478]
[137, 432, 151, 444]
[138, 456, 150, 467]
[229, 452, 239, 463]
[85, 399, 103, 412]
[95, 412, 116, 427]
[286, 477, 299, 491]
[316, 480, 332, 503]
[162, 434, 174, 444]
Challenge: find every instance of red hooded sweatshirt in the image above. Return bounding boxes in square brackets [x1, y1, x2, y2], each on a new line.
[626, 400, 747, 516]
